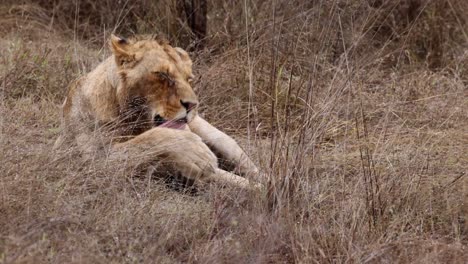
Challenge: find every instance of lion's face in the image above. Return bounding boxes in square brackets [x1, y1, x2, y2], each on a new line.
[111, 35, 198, 130]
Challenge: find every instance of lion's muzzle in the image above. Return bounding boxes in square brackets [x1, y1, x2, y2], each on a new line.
[154, 115, 187, 130]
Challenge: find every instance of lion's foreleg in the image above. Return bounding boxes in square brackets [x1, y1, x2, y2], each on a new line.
[108, 127, 260, 189]
[189, 115, 260, 178]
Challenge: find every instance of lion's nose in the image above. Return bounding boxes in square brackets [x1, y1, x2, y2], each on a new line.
[180, 100, 197, 113]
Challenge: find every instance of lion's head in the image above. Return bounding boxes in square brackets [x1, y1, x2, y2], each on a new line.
[110, 35, 198, 131]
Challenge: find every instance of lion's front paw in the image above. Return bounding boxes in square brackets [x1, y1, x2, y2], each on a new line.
[166, 132, 218, 180]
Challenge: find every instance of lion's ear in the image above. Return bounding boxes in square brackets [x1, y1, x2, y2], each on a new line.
[175, 47, 192, 63]
[110, 34, 135, 67]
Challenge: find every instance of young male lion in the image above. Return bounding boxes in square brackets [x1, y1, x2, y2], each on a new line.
[54, 35, 260, 189]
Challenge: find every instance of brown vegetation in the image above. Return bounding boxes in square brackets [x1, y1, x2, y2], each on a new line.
[1, 0, 467, 263]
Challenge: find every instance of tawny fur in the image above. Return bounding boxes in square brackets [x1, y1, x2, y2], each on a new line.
[55, 35, 260, 189]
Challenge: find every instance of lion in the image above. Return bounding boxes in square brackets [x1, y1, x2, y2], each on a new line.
[54, 35, 261, 189]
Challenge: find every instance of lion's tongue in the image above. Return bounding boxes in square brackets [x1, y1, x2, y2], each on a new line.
[159, 120, 186, 130]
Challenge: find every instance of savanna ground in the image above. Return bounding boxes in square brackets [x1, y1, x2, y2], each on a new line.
[1, 0, 467, 263]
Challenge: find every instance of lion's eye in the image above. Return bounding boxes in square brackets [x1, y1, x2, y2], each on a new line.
[154, 71, 175, 86]
[155, 71, 169, 79]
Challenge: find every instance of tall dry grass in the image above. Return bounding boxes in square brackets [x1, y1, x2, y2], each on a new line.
[1, 0, 467, 263]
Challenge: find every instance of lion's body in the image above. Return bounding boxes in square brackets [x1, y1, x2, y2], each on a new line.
[55, 35, 260, 188]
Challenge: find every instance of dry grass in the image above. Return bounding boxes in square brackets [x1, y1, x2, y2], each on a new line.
[1, 0, 467, 263]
